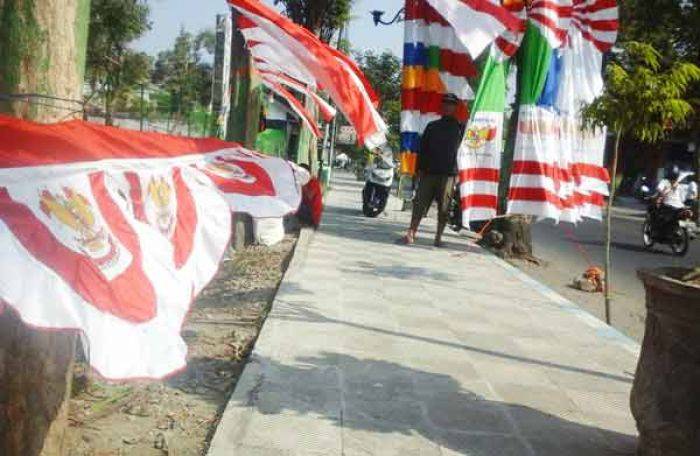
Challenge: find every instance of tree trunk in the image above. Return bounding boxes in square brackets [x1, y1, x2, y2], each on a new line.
[482, 215, 534, 259]
[483, 94, 535, 259]
[227, 10, 257, 147]
[0, 0, 90, 454]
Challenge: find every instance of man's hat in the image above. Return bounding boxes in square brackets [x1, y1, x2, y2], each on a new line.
[442, 93, 460, 104]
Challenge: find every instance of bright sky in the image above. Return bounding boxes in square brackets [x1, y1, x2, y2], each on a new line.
[133, 0, 405, 57]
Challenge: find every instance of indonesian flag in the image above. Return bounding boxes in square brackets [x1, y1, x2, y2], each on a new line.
[0, 116, 308, 379]
[229, 0, 388, 148]
[260, 70, 337, 122]
[458, 54, 508, 222]
[260, 76, 322, 138]
[401, 0, 478, 176]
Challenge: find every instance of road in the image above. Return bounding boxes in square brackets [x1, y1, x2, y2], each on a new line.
[516, 200, 700, 342]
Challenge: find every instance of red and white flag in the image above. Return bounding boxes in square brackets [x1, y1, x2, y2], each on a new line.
[229, 0, 388, 148]
[260, 71, 337, 122]
[0, 116, 307, 379]
[260, 76, 322, 138]
[423, 0, 524, 58]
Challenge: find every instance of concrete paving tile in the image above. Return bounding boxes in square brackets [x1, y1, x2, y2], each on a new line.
[343, 398, 429, 428]
[438, 433, 533, 456]
[491, 383, 580, 418]
[342, 425, 443, 456]
[235, 412, 342, 455]
[467, 357, 558, 388]
[423, 391, 516, 434]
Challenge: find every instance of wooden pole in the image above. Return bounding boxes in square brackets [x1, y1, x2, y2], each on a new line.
[0, 0, 91, 454]
[604, 129, 623, 325]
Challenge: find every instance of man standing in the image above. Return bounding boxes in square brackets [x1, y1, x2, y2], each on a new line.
[404, 93, 464, 246]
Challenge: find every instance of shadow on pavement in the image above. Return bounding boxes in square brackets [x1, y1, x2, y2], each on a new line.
[238, 352, 637, 455]
[270, 300, 633, 385]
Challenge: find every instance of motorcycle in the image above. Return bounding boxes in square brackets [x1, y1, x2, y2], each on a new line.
[362, 151, 395, 218]
[642, 202, 695, 256]
[447, 182, 463, 233]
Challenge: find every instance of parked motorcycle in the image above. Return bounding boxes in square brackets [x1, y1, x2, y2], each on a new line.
[447, 182, 463, 233]
[643, 202, 696, 256]
[362, 150, 395, 218]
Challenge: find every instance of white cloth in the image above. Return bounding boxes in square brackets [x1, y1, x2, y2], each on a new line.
[657, 179, 686, 209]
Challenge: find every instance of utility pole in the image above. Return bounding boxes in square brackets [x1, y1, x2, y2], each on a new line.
[0, 1, 91, 454]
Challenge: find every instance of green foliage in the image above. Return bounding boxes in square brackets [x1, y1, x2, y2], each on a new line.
[86, 0, 151, 122]
[152, 28, 215, 115]
[273, 0, 354, 42]
[583, 42, 700, 143]
[355, 50, 401, 152]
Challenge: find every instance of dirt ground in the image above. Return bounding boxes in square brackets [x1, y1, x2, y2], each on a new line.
[66, 235, 298, 456]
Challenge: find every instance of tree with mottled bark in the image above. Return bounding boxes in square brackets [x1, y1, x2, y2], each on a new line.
[0, 1, 91, 454]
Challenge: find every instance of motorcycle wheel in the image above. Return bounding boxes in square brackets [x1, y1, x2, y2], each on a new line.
[669, 227, 690, 257]
[642, 220, 655, 250]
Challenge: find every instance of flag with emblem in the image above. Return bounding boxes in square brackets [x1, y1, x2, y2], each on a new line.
[0, 115, 308, 379]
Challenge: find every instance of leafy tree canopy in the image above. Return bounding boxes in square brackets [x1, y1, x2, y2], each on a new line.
[355, 50, 402, 153]
[273, 0, 354, 42]
[583, 41, 700, 143]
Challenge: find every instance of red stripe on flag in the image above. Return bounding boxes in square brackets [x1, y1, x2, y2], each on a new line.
[439, 49, 479, 78]
[572, 163, 610, 182]
[460, 168, 499, 182]
[458, 0, 526, 31]
[512, 161, 573, 183]
[509, 187, 564, 209]
[0, 115, 231, 168]
[495, 36, 520, 57]
[462, 194, 498, 209]
[574, 0, 617, 15]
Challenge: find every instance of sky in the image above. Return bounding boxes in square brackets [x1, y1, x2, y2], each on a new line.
[133, 0, 405, 57]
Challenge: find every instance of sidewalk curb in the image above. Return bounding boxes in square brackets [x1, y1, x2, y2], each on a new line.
[487, 253, 641, 357]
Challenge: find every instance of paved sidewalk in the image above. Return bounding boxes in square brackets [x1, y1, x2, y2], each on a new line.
[209, 173, 640, 455]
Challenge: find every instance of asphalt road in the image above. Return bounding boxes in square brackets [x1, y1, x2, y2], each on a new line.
[517, 201, 700, 342]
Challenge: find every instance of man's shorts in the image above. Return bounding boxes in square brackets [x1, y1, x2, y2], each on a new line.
[412, 174, 456, 222]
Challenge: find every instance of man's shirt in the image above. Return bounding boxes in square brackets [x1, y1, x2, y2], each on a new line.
[417, 116, 464, 176]
[657, 179, 686, 209]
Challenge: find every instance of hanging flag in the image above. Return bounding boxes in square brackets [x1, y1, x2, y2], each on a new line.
[230, 0, 388, 148]
[259, 70, 337, 122]
[507, 0, 615, 222]
[400, 0, 478, 176]
[260, 76, 322, 138]
[0, 115, 308, 379]
[507, 23, 566, 220]
[458, 55, 509, 222]
[572, 0, 619, 53]
[423, 0, 524, 58]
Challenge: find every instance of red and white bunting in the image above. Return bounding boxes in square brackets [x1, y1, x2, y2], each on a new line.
[260, 76, 322, 138]
[0, 115, 308, 379]
[229, 0, 387, 148]
[423, 0, 523, 58]
[572, 0, 619, 52]
[260, 70, 337, 122]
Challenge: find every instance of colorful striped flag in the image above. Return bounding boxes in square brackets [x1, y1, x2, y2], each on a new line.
[400, 0, 478, 176]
